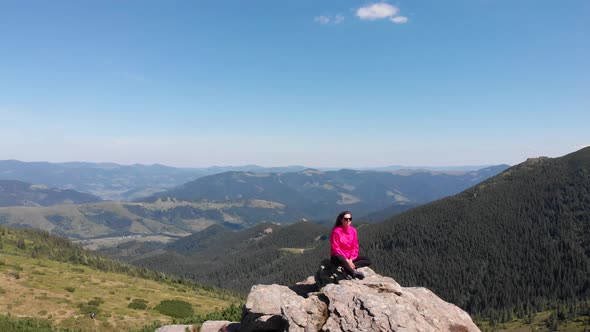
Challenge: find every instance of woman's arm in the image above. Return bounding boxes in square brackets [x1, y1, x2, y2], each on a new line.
[351, 227, 359, 260]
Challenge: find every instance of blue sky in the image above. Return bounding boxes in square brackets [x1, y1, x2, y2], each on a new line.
[1, 0, 588, 167]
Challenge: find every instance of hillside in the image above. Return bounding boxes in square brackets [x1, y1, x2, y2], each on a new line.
[132, 222, 332, 292]
[0, 180, 102, 207]
[0, 225, 239, 331]
[360, 147, 590, 319]
[146, 165, 509, 222]
[0, 199, 291, 244]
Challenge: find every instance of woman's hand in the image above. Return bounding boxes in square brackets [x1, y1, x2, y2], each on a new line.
[347, 258, 355, 269]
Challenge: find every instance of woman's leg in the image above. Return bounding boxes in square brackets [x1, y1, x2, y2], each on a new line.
[353, 255, 372, 268]
[331, 255, 355, 276]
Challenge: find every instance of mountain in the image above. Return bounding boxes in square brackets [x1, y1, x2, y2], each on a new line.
[0, 160, 204, 200]
[360, 147, 590, 317]
[0, 180, 102, 207]
[0, 165, 508, 249]
[130, 147, 590, 323]
[0, 160, 311, 201]
[146, 165, 510, 222]
[0, 225, 239, 331]
[0, 159, 507, 202]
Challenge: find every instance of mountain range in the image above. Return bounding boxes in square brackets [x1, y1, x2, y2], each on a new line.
[0, 165, 508, 245]
[146, 165, 510, 222]
[127, 147, 590, 323]
[0, 159, 504, 201]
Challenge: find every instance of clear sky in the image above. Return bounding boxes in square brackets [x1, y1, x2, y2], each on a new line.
[1, 0, 588, 167]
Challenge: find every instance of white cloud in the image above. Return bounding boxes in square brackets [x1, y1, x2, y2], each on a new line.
[314, 14, 345, 25]
[314, 15, 331, 25]
[357, 3, 398, 20]
[390, 16, 408, 24]
[356, 3, 408, 24]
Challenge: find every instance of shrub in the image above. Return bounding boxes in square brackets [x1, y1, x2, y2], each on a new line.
[78, 298, 103, 316]
[87, 297, 104, 307]
[64, 287, 75, 293]
[128, 298, 149, 310]
[78, 303, 100, 315]
[155, 300, 194, 318]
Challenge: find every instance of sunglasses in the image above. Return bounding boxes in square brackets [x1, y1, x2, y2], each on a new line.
[343, 217, 352, 221]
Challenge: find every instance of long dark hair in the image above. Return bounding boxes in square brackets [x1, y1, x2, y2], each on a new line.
[333, 211, 351, 230]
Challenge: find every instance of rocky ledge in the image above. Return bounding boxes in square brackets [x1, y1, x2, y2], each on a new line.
[196, 262, 481, 332]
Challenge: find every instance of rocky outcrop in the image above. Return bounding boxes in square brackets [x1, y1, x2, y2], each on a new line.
[200, 321, 240, 332]
[154, 324, 195, 332]
[188, 265, 480, 332]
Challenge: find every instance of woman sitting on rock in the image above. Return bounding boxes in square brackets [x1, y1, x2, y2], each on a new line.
[330, 211, 372, 279]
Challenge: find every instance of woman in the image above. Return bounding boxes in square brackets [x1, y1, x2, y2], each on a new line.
[330, 211, 372, 279]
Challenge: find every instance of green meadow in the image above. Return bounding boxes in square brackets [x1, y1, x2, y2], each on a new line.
[0, 225, 240, 331]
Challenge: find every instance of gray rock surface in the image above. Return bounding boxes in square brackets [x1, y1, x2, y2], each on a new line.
[188, 266, 481, 332]
[154, 324, 195, 332]
[200, 320, 240, 332]
[241, 283, 328, 332]
[321, 268, 477, 331]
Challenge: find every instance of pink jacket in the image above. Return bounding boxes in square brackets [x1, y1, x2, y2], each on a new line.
[330, 225, 359, 260]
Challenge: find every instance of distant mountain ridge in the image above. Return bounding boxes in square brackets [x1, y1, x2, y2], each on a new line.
[0, 159, 506, 201]
[0, 165, 509, 244]
[0, 160, 204, 201]
[0, 180, 102, 207]
[146, 165, 510, 221]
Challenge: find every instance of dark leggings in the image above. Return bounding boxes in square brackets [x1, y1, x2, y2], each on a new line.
[331, 255, 372, 276]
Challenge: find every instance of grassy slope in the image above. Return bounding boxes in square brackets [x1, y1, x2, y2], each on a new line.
[0, 229, 239, 331]
[0, 200, 284, 241]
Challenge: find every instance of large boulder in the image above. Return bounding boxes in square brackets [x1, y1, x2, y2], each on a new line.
[200, 266, 481, 332]
[241, 283, 328, 332]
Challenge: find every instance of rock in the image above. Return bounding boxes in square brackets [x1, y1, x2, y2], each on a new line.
[321, 267, 477, 331]
[241, 284, 328, 332]
[200, 320, 240, 332]
[154, 324, 195, 332]
[203, 266, 481, 332]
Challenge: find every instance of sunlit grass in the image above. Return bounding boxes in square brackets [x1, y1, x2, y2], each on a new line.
[0, 253, 238, 331]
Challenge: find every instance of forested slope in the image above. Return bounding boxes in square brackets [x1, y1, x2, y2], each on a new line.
[134, 221, 331, 291]
[361, 148, 590, 318]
